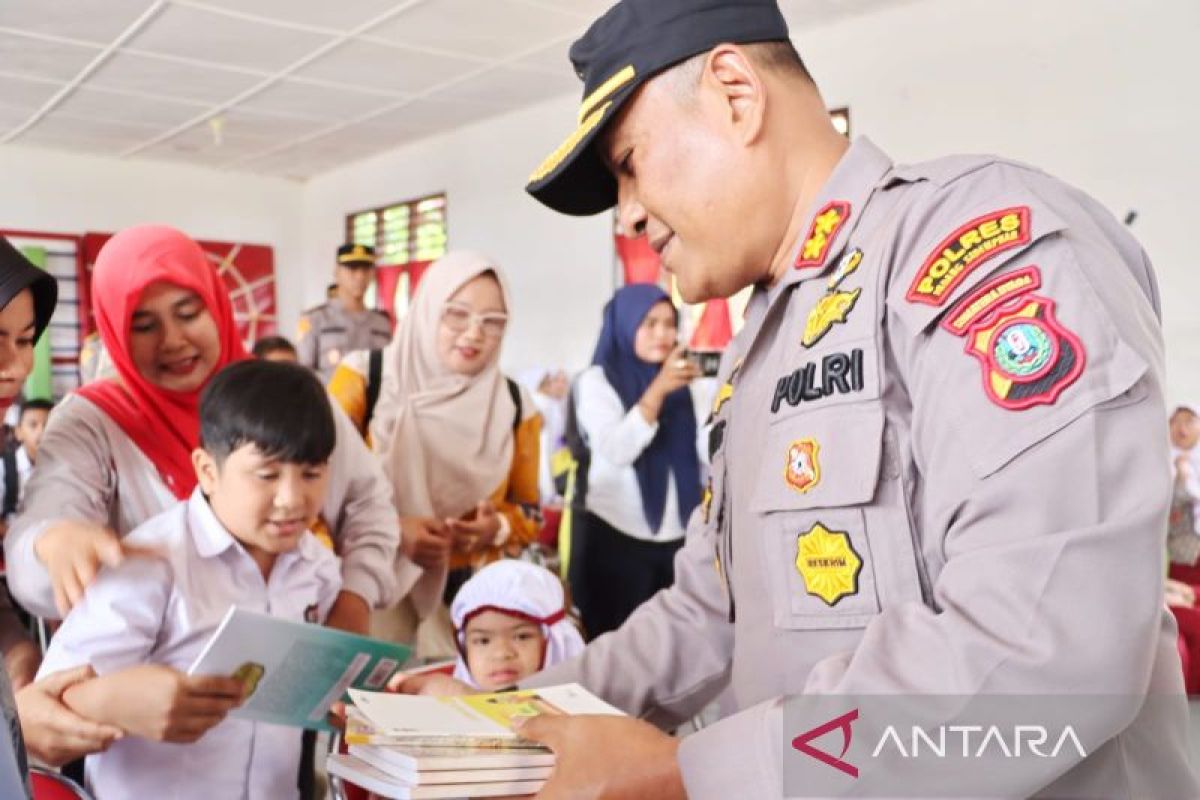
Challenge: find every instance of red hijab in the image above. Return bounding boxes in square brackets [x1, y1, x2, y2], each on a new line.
[77, 225, 248, 499]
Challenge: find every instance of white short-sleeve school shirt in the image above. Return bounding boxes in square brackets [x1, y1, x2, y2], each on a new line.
[37, 489, 342, 800]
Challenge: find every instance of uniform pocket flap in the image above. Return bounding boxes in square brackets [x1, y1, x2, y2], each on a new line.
[750, 402, 885, 513]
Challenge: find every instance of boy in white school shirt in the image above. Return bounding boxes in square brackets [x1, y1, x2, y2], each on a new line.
[37, 359, 343, 799]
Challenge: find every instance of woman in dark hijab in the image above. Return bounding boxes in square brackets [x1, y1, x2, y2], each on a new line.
[0, 236, 121, 797]
[567, 284, 703, 638]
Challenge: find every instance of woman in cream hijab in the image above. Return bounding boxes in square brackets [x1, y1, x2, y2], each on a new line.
[329, 252, 542, 653]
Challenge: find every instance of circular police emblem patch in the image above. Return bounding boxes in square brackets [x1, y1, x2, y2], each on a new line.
[991, 319, 1055, 380]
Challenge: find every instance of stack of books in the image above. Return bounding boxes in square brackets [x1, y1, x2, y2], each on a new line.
[326, 683, 623, 799]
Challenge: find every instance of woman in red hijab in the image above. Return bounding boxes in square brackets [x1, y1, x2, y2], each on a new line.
[4, 225, 401, 636]
[82, 225, 246, 498]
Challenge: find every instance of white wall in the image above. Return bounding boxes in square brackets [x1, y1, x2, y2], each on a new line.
[299, 94, 614, 374]
[300, 0, 1200, 399]
[1, 145, 306, 332]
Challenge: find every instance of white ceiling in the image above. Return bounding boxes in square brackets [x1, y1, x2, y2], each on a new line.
[0, 0, 912, 181]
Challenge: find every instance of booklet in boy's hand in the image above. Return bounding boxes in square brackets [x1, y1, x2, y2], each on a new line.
[187, 606, 412, 731]
[345, 683, 623, 748]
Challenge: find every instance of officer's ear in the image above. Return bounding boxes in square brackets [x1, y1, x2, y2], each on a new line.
[702, 44, 767, 146]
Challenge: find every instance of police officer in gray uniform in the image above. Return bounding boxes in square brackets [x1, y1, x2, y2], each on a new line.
[487, 0, 1197, 798]
[296, 243, 392, 381]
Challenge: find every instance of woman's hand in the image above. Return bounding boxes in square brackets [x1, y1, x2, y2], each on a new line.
[399, 516, 452, 570]
[34, 520, 160, 615]
[447, 501, 501, 554]
[639, 345, 699, 423]
[16, 665, 123, 766]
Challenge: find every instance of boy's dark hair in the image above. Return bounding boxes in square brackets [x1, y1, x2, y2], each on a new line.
[199, 360, 336, 465]
[17, 397, 53, 420]
[251, 335, 297, 359]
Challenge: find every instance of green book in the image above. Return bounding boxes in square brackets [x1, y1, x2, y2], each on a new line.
[187, 606, 412, 731]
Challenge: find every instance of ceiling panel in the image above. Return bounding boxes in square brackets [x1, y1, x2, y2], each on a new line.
[510, 38, 574, 75]
[0, 0, 160, 43]
[89, 51, 263, 103]
[0, 73, 65, 110]
[123, 3, 336, 73]
[53, 85, 206, 128]
[210, 108, 330, 141]
[184, 0, 403, 32]
[19, 114, 164, 152]
[0, 32, 102, 81]
[435, 65, 578, 109]
[238, 79, 395, 122]
[0, 105, 34, 131]
[369, 0, 584, 59]
[293, 39, 481, 95]
[312, 124, 411, 152]
[359, 98, 501, 137]
[515, 0, 616, 19]
[140, 123, 278, 165]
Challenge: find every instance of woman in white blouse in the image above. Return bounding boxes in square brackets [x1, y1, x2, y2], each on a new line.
[568, 284, 703, 638]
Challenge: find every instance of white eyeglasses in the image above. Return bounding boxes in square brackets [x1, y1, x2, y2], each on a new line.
[441, 303, 508, 338]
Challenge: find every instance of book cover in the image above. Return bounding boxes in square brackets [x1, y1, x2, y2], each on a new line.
[345, 683, 623, 746]
[187, 606, 412, 731]
[327, 754, 546, 799]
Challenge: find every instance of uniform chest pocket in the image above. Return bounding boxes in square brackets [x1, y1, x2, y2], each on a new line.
[750, 402, 886, 630]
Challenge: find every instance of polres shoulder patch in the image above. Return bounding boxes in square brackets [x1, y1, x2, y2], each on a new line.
[940, 265, 1042, 336]
[907, 207, 1030, 306]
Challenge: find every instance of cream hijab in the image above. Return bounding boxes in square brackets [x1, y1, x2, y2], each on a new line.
[370, 251, 517, 522]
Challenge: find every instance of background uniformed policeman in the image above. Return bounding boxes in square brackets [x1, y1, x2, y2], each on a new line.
[296, 243, 392, 381]
[398, 1, 1198, 798]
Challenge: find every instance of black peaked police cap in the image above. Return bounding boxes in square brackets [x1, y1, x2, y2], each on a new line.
[337, 242, 376, 267]
[525, 0, 790, 216]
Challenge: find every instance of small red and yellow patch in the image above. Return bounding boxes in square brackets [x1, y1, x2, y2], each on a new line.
[784, 438, 821, 494]
[794, 201, 851, 270]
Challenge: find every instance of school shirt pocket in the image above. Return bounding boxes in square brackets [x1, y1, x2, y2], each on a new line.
[750, 402, 886, 630]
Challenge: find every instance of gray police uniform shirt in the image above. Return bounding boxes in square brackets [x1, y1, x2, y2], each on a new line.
[296, 300, 392, 382]
[529, 138, 1197, 798]
[4, 393, 402, 620]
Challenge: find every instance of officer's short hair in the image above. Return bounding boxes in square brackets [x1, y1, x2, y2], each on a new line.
[665, 40, 811, 97]
[199, 360, 335, 467]
[251, 335, 297, 359]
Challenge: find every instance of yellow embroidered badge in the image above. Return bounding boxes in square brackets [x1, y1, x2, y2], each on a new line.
[802, 288, 861, 348]
[796, 522, 862, 606]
